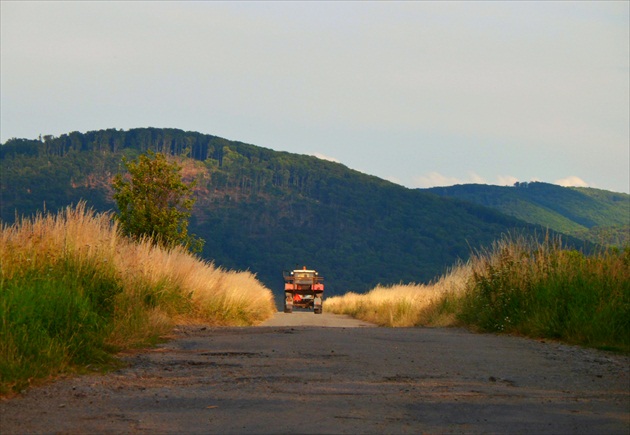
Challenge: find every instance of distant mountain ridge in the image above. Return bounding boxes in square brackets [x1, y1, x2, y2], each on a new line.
[1, 128, 599, 301]
[424, 182, 629, 247]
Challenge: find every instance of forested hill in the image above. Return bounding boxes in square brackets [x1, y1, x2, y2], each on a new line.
[1, 128, 584, 301]
[424, 183, 629, 247]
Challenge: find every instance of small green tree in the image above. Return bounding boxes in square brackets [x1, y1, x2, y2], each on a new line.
[113, 150, 204, 252]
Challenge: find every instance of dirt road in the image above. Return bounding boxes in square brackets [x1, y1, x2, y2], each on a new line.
[1, 312, 628, 434]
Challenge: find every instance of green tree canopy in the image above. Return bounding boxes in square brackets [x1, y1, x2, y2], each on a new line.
[113, 150, 203, 252]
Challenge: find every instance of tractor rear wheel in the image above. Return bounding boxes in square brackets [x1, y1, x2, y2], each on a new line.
[314, 295, 323, 314]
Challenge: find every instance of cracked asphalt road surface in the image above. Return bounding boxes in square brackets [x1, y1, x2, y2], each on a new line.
[1, 312, 628, 434]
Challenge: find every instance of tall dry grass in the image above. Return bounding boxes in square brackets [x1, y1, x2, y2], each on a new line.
[324, 264, 470, 327]
[326, 233, 629, 352]
[1, 202, 275, 394]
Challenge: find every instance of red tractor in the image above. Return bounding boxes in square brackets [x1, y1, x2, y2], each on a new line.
[283, 267, 324, 314]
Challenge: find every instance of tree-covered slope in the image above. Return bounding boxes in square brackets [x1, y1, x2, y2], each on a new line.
[1, 128, 585, 302]
[425, 183, 629, 246]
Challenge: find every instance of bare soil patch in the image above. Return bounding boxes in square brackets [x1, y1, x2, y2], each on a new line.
[1, 313, 628, 434]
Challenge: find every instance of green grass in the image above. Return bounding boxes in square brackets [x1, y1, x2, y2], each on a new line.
[458, 235, 630, 352]
[0, 203, 276, 396]
[0, 266, 117, 394]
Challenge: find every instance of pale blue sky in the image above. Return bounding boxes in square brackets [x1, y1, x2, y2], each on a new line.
[2, 1, 628, 193]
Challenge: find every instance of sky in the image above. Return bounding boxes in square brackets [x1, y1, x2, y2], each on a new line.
[1, 1, 629, 193]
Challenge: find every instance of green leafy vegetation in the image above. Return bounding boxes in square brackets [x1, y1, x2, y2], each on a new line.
[1, 265, 117, 393]
[425, 183, 630, 247]
[0, 203, 275, 396]
[113, 150, 203, 252]
[458, 235, 629, 351]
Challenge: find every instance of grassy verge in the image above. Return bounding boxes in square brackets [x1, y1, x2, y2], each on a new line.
[459, 235, 629, 352]
[325, 234, 629, 352]
[324, 264, 470, 327]
[1, 203, 276, 395]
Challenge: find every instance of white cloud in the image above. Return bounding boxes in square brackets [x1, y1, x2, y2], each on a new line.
[554, 176, 589, 188]
[468, 172, 487, 184]
[384, 175, 404, 186]
[412, 172, 465, 188]
[311, 153, 340, 163]
[496, 175, 519, 186]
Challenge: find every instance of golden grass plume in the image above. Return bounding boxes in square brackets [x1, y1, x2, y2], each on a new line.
[324, 263, 470, 327]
